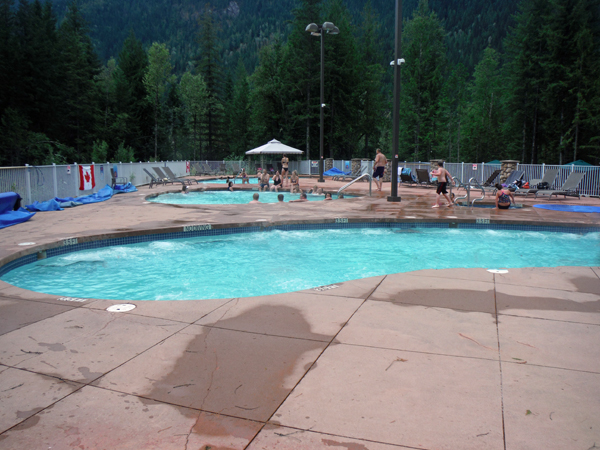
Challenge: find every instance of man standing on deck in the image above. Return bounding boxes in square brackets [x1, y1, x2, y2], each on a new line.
[372, 148, 387, 192]
[430, 161, 454, 208]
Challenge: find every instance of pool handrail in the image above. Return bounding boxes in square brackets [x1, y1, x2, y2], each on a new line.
[338, 173, 372, 197]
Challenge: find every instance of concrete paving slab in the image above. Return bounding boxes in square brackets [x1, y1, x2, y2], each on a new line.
[0, 282, 92, 306]
[196, 293, 363, 340]
[495, 266, 600, 295]
[95, 323, 326, 422]
[0, 297, 75, 336]
[247, 424, 401, 450]
[82, 297, 234, 324]
[273, 343, 504, 449]
[0, 367, 82, 432]
[410, 267, 495, 283]
[0, 308, 187, 382]
[498, 315, 600, 372]
[0, 385, 262, 450]
[502, 363, 600, 450]
[295, 275, 385, 299]
[369, 272, 496, 314]
[496, 283, 600, 324]
[336, 301, 499, 359]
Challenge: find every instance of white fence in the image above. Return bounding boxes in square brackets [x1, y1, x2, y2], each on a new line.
[1, 160, 598, 205]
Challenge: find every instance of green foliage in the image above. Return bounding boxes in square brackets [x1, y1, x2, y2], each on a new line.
[112, 141, 135, 163]
[91, 139, 108, 163]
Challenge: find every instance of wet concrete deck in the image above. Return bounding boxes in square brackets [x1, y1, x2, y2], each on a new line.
[0, 177, 599, 449]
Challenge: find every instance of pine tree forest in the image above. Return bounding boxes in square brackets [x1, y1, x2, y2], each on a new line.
[1, 0, 599, 167]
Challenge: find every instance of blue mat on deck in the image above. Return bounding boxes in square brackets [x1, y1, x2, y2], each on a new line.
[0, 192, 36, 229]
[534, 204, 600, 213]
[323, 167, 351, 176]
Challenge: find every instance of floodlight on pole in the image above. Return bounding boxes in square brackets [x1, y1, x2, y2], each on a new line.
[306, 21, 339, 183]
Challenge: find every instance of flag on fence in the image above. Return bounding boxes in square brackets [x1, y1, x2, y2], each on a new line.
[79, 165, 95, 191]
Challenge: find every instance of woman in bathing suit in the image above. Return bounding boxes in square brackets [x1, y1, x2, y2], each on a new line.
[270, 171, 282, 191]
[290, 171, 300, 193]
[240, 168, 249, 184]
[495, 184, 515, 209]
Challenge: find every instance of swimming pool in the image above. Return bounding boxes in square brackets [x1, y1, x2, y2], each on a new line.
[2, 225, 598, 301]
[201, 178, 259, 184]
[148, 191, 347, 205]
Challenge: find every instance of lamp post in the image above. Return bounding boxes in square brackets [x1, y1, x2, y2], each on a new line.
[306, 22, 339, 183]
[388, 0, 403, 202]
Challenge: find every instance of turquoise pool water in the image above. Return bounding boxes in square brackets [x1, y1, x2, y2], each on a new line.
[2, 227, 598, 301]
[149, 191, 347, 205]
[201, 178, 259, 184]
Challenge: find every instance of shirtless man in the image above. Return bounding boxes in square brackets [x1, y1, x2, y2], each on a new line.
[430, 161, 454, 208]
[260, 170, 270, 191]
[249, 193, 260, 203]
[281, 155, 289, 187]
[372, 148, 387, 191]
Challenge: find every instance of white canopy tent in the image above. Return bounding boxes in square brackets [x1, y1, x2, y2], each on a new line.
[245, 139, 303, 171]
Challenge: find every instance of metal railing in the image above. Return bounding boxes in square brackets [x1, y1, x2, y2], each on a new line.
[2, 159, 598, 206]
[338, 173, 372, 197]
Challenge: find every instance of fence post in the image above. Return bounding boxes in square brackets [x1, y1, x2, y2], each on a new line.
[481, 162, 485, 183]
[461, 162, 464, 181]
[52, 163, 58, 198]
[73, 163, 78, 197]
[24, 164, 32, 205]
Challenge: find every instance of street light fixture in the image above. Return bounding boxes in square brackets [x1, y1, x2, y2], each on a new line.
[388, 0, 403, 202]
[306, 21, 339, 182]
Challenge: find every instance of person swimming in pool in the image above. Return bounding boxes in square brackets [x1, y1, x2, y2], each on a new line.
[495, 184, 515, 209]
[290, 192, 308, 202]
[277, 194, 284, 202]
[225, 177, 234, 191]
[249, 193, 260, 203]
[324, 193, 332, 201]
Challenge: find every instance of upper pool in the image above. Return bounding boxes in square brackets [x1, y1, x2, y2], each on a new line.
[1, 226, 598, 301]
[148, 191, 349, 205]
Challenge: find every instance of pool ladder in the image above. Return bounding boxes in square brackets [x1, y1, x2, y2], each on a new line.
[453, 177, 486, 207]
[338, 173, 372, 197]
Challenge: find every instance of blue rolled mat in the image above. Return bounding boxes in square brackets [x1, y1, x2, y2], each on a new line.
[534, 204, 600, 213]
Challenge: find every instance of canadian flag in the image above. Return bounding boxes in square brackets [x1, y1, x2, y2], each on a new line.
[79, 165, 95, 191]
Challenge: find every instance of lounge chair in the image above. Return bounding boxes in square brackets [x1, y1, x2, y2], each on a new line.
[163, 167, 198, 185]
[201, 163, 217, 175]
[481, 169, 501, 187]
[503, 170, 525, 187]
[515, 168, 559, 198]
[143, 168, 165, 188]
[218, 163, 227, 175]
[153, 167, 181, 186]
[191, 162, 207, 176]
[334, 167, 363, 181]
[400, 168, 417, 186]
[534, 172, 585, 200]
[415, 169, 433, 186]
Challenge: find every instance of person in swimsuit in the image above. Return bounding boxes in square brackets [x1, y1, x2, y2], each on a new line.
[277, 194, 284, 202]
[324, 193, 332, 201]
[270, 171, 282, 192]
[249, 193, 260, 203]
[260, 170, 270, 191]
[495, 184, 515, 209]
[290, 192, 308, 202]
[290, 170, 300, 193]
[430, 161, 454, 208]
[281, 156, 289, 186]
[240, 168, 249, 184]
[372, 148, 387, 192]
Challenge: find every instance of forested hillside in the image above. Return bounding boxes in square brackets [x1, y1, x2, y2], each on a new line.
[45, 0, 520, 74]
[1, 0, 599, 168]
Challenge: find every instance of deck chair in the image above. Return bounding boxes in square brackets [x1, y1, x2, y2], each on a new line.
[503, 170, 525, 187]
[163, 166, 197, 185]
[482, 169, 501, 187]
[415, 169, 433, 186]
[143, 168, 165, 188]
[400, 168, 417, 186]
[201, 163, 217, 175]
[534, 172, 585, 200]
[515, 168, 559, 198]
[231, 163, 240, 175]
[152, 167, 180, 186]
[334, 167, 363, 181]
[191, 162, 206, 176]
[218, 163, 227, 175]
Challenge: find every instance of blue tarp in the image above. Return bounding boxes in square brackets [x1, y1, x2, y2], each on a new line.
[533, 204, 600, 213]
[324, 167, 351, 176]
[0, 192, 36, 229]
[25, 184, 118, 212]
[113, 182, 138, 193]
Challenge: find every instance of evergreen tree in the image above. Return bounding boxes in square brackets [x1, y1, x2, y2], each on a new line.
[55, 0, 101, 161]
[197, 5, 225, 159]
[144, 42, 174, 160]
[113, 30, 153, 160]
[229, 60, 251, 156]
[180, 70, 208, 160]
[463, 47, 506, 162]
[399, 0, 447, 161]
[440, 63, 469, 163]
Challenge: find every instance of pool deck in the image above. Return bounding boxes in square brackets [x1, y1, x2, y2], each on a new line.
[0, 177, 599, 450]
